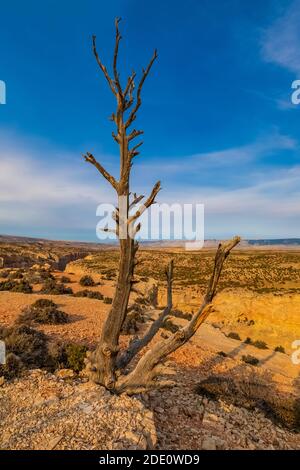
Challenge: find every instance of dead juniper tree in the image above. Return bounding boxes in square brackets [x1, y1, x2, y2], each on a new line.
[84, 19, 240, 394]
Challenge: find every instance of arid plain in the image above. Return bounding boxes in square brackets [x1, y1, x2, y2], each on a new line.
[0, 237, 300, 449]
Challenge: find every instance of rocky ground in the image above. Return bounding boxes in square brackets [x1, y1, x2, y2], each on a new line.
[0, 370, 156, 450]
[0, 266, 299, 450]
[143, 363, 300, 450]
[0, 366, 299, 450]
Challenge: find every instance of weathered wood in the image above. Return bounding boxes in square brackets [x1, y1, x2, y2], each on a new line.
[115, 237, 240, 394]
[116, 260, 174, 370]
[83, 19, 240, 395]
[84, 19, 158, 390]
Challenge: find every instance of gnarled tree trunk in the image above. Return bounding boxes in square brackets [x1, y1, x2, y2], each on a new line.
[83, 18, 240, 394]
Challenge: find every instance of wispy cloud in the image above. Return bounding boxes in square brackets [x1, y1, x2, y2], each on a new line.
[0, 129, 299, 239]
[135, 131, 297, 179]
[262, 0, 300, 75]
[0, 131, 115, 233]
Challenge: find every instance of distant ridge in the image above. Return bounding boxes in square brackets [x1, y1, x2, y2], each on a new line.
[1, 234, 300, 247]
[248, 238, 300, 246]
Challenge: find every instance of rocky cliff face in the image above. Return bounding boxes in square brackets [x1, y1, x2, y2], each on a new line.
[0, 251, 88, 271]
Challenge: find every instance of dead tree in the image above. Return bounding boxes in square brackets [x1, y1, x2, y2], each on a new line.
[84, 18, 240, 394]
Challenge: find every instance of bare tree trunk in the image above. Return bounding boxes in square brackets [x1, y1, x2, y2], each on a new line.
[83, 19, 240, 394]
[87, 237, 136, 388]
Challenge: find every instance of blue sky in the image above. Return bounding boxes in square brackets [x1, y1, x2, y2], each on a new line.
[0, 0, 300, 241]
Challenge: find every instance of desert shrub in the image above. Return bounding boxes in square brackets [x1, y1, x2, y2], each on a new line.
[0, 279, 31, 293]
[60, 276, 71, 283]
[195, 374, 300, 430]
[242, 355, 259, 366]
[172, 309, 192, 321]
[74, 290, 103, 300]
[11, 280, 33, 294]
[104, 270, 116, 280]
[0, 352, 23, 379]
[40, 279, 73, 295]
[79, 275, 95, 287]
[64, 343, 87, 372]
[227, 332, 241, 341]
[17, 301, 69, 325]
[163, 319, 179, 333]
[0, 269, 10, 279]
[0, 280, 16, 291]
[46, 341, 66, 370]
[0, 325, 48, 368]
[46, 342, 87, 372]
[8, 271, 24, 280]
[265, 396, 300, 431]
[25, 269, 54, 284]
[244, 337, 252, 344]
[135, 296, 148, 305]
[103, 296, 113, 304]
[217, 351, 228, 357]
[252, 340, 268, 350]
[32, 298, 57, 309]
[275, 345, 285, 354]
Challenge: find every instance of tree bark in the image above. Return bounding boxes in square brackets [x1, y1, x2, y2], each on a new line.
[83, 19, 240, 395]
[86, 237, 136, 388]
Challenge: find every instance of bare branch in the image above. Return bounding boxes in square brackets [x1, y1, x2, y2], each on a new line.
[83, 152, 119, 191]
[124, 71, 136, 98]
[117, 260, 173, 370]
[113, 17, 123, 98]
[128, 129, 144, 142]
[129, 193, 145, 209]
[115, 237, 240, 394]
[129, 141, 143, 158]
[92, 35, 117, 96]
[128, 181, 161, 225]
[125, 49, 158, 128]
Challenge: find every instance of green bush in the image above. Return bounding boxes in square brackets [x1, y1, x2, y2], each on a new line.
[64, 343, 87, 372]
[60, 276, 71, 284]
[47, 342, 87, 373]
[242, 355, 259, 366]
[103, 296, 113, 304]
[227, 332, 241, 341]
[79, 275, 95, 287]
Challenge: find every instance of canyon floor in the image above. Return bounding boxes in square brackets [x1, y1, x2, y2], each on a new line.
[0, 240, 300, 450]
